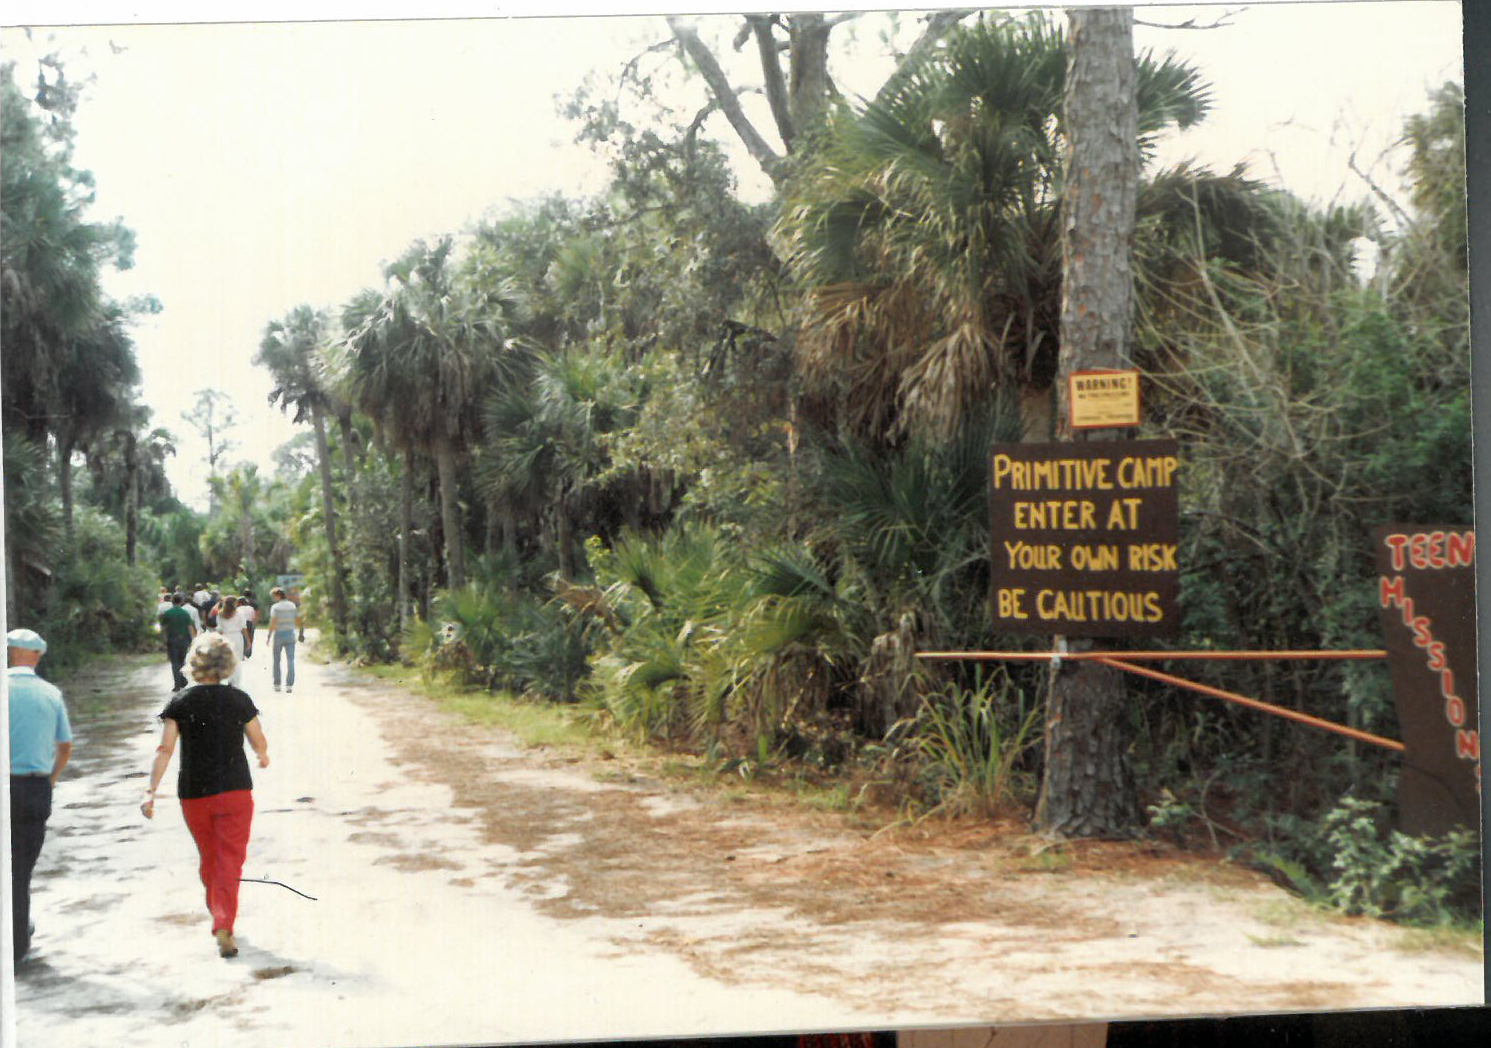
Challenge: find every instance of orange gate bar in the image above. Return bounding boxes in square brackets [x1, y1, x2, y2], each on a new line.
[919, 650, 1387, 661]
[916, 649, 1403, 753]
[1095, 656, 1404, 752]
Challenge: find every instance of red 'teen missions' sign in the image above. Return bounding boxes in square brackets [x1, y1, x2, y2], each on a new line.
[1373, 526, 1479, 836]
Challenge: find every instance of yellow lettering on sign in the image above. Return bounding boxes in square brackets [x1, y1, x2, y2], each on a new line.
[1070, 544, 1119, 571]
[996, 588, 1028, 619]
[1035, 589, 1165, 623]
[1117, 455, 1178, 489]
[1003, 541, 1063, 570]
[1126, 543, 1178, 571]
[1105, 497, 1142, 530]
[1013, 500, 1097, 530]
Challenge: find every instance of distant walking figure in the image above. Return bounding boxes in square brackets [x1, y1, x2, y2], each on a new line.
[141, 632, 269, 958]
[159, 592, 198, 691]
[266, 587, 301, 693]
[212, 595, 252, 688]
[180, 594, 203, 634]
[7, 628, 73, 964]
[239, 589, 259, 661]
[193, 583, 213, 624]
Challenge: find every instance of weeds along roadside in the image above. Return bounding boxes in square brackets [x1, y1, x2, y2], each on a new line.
[348, 646, 1045, 833]
[345, 634, 1482, 942]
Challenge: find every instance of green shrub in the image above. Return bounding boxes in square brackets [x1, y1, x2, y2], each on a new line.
[1249, 796, 1481, 926]
[415, 581, 591, 700]
[28, 507, 158, 674]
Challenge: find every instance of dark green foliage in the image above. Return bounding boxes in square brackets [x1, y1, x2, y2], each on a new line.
[341, 451, 406, 661]
[1250, 798, 1481, 926]
[29, 507, 158, 674]
[412, 578, 591, 701]
[2, 58, 173, 671]
[138, 503, 210, 590]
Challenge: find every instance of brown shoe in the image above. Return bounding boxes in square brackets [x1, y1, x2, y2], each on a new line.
[214, 929, 238, 958]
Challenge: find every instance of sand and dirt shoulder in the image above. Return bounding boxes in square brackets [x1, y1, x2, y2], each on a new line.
[13, 646, 1482, 1048]
[331, 656, 1484, 1024]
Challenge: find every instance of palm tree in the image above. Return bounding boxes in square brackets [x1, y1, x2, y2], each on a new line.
[1, 66, 128, 445]
[773, 13, 1269, 442]
[204, 465, 267, 580]
[3, 436, 63, 623]
[336, 236, 517, 592]
[323, 288, 419, 629]
[255, 304, 350, 641]
[50, 304, 142, 542]
[478, 348, 639, 580]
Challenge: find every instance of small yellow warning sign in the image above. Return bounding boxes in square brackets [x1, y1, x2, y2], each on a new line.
[1069, 369, 1140, 429]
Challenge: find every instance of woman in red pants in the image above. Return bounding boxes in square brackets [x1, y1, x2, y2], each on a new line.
[141, 631, 269, 957]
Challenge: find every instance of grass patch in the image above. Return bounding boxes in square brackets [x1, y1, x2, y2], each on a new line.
[1246, 933, 1305, 948]
[355, 663, 595, 752]
[356, 662, 896, 826]
[788, 779, 853, 814]
[1251, 896, 1328, 931]
[1013, 845, 1073, 874]
[1391, 923, 1484, 957]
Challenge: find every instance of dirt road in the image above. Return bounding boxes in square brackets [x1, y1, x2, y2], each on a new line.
[14, 641, 1482, 1045]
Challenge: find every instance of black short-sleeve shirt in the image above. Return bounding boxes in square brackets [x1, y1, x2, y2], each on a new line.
[160, 684, 260, 799]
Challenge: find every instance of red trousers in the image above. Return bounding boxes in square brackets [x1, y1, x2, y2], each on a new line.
[180, 789, 254, 933]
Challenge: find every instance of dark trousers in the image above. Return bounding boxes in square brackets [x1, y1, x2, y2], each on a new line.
[167, 634, 191, 691]
[10, 775, 52, 962]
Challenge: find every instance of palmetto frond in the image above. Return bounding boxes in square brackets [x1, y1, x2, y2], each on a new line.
[3, 434, 63, 574]
[256, 305, 330, 425]
[775, 12, 1220, 441]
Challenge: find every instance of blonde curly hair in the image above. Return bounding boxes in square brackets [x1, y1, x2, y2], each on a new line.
[186, 631, 237, 683]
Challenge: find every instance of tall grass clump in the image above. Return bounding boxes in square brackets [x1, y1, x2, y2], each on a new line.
[902, 671, 1043, 817]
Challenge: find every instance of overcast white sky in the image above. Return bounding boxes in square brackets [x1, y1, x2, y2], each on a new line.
[0, 3, 1464, 510]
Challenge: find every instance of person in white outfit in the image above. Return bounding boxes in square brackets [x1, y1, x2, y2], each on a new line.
[212, 596, 253, 689]
[180, 596, 203, 633]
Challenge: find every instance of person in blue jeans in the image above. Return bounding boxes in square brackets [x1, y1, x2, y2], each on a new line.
[266, 587, 301, 692]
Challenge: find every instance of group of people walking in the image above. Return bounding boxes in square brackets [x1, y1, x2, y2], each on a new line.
[156, 585, 303, 693]
[6, 585, 305, 966]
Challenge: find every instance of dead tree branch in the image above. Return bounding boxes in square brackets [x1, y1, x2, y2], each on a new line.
[667, 15, 785, 184]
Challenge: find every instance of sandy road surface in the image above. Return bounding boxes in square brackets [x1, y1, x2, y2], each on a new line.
[13, 641, 1483, 1046]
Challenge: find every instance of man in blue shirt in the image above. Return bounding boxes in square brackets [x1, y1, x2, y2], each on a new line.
[7, 628, 72, 963]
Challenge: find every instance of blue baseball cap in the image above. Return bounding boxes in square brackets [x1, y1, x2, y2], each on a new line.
[6, 628, 47, 654]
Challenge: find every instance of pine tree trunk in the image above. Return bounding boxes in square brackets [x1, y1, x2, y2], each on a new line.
[788, 14, 832, 145]
[485, 498, 502, 556]
[239, 507, 255, 578]
[57, 434, 76, 546]
[398, 447, 414, 635]
[556, 486, 574, 580]
[1034, 6, 1142, 839]
[124, 433, 139, 566]
[337, 411, 358, 477]
[311, 405, 349, 641]
[434, 429, 465, 590]
[501, 506, 515, 555]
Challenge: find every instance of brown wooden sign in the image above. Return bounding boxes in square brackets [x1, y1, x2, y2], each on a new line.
[989, 440, 1179, 637]
[1373, 526, 1480, 836]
